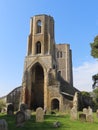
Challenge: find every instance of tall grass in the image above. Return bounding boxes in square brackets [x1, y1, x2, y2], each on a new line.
[0, 112, 98, 130]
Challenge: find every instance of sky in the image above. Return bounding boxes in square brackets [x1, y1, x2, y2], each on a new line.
[0, 0, 98, 97]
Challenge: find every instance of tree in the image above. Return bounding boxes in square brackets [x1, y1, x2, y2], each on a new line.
[90, 35, 98, 58]
[92, 74, 98, 89]
[0, 99, 6, 112]
[90, 35, 98, 89]
[91, 88, 98, 111]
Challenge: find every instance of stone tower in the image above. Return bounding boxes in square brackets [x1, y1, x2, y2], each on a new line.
[21, 14, 75, 112]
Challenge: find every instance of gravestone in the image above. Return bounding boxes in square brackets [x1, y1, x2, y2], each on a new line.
[15, 111, 25, 127]
[83, 108, 88, 115]
[96, 109, 98, 118]
[82, 106, 93, 122]
[87, 106, 92, 116]
[73, 92, 78, 109]
[86, 115, 94, 123]
[36, 107, 44, 122]
[70, 106, 78, 120]
[0, 119, 8, 130]
[70, 92, 78, 120]
[7, 103, 14, 115]
[86, 106, 93, 122]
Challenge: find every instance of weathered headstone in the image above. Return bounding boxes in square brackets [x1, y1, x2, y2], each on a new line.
[73, 92, 78, 109]
[83, 108, 88, 115]
[70, 106, 78, 120]
[96, 109, 98, 118]
[36, 107, 44, 122]
[86, 106, 93, 122]
[70, 92, 78, 120]
[87, 106, 92, 116]
[86, 115, 94, 123]
[82, 106, 93, 122]
[7, 103, 14, 115]
[0, 119, 8, 130]
[15, 111, 25, 127]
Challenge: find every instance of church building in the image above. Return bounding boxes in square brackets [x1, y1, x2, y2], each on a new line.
[21, 14, 77, 112]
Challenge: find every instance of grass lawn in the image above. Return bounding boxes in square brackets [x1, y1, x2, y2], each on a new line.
[0, 112, 98, 130]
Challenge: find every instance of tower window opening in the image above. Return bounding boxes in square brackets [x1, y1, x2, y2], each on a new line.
[37, 20, 42, 33]
[36, 42, 41, 54]
[60, 51, 62, 58]
[57, 51, 63, 58]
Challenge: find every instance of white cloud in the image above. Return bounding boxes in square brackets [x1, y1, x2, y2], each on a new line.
[73, 61, 98, 92]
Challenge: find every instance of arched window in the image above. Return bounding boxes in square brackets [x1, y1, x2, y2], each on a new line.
[36, 41, 41, 54]
[37, 20, 42, 33]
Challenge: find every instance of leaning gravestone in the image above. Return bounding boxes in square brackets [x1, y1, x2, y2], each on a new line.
[70, 92, 78, 120]
[36, 107, 44, 122]
[0, 119, 8, 130]
[7, 103, 14, 115]
[15, 111, 25, 127]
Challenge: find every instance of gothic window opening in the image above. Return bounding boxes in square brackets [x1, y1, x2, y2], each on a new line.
[57, 51, 63, 58]
[37, 20, 42, 33]
[36, 42, 41, 54]
[60, 51, 62, 58]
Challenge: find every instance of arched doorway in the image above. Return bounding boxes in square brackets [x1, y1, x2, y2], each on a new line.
[30, 63, 44, 110]
[51, 99, 59, 111]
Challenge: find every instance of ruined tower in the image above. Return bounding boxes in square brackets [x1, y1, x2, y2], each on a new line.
[21, 14, 75, 112]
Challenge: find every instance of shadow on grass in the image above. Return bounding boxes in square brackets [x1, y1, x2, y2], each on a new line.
[0, 113, 71, 130]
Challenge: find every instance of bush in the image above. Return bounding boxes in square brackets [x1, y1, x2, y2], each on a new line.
[0, 99, 6, 112]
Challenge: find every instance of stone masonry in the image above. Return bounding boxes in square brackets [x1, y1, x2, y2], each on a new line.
[20, 14, 77, 112]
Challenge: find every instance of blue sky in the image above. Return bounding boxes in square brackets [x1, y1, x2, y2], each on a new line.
[0, 0, 98, 97]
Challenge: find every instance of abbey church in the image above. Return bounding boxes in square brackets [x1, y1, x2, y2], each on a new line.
[1, 14, 78, 112]
[20, 14, 78, 112]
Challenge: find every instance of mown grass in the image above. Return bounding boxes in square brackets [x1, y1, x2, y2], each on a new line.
[0, 112, 98, 130]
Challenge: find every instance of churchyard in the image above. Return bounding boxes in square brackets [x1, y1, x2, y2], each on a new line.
[0, 111, 98, 130]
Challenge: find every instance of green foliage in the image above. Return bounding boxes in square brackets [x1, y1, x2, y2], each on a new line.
[78, 91, 93, 110]
[0, 113, 98, 130]
[91, 88, 98, 110]
[81, 91, 90, 97]
[92, 74, 98, 89]
[0, 99, 6, 112]
[90, 35, 98, 58]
